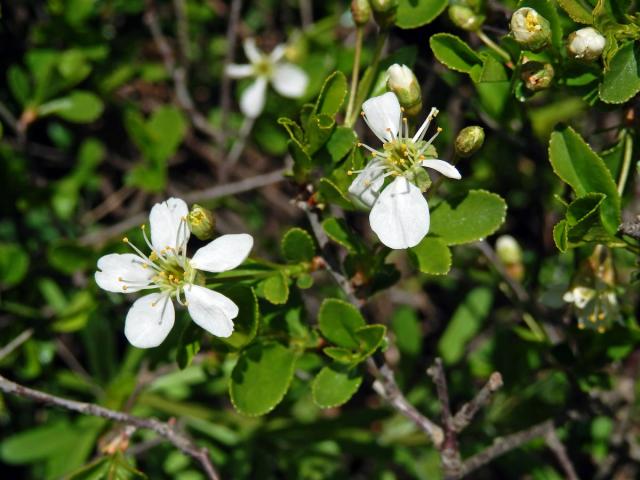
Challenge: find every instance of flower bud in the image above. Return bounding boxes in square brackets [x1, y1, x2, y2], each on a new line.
[567, 27, 606, 61]
[351, 0, 372, 26]
[520, 61, 554, 91]
[449, 4, 484, 31]
[188, 204, 216, 241]
[369, 0, 398, 29]
[496, 235, 522, 264]
[510, 7, 551, 52]
[386, 64, 422, 116]
[455, 126, 485, 158]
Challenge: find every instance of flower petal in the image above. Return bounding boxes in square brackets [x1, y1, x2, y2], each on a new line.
[362, 92, 401, 143]
[95, 253, 153, 293]
[191, 234, 254, 273]
[421, 159, 461, 179]
[185, 285, 236, 338]
[124, 293, 175, 348]
[225, 63, 254, 79]
[271, 63, 308, 98]
[243, 38, 262, 64]
[269, 43, 287, 63]
[347, 160, 386, 209]
[149, 197, 190, 252]
[240, 77, 268, 118]
[369, 177, 430, 249]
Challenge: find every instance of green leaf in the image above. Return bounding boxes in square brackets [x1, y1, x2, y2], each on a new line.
[391, 307, 422, 357]
[599, 42, 640, 104]
[261, 271, 290, 305]
[0, 243, 29, 288]
[38, 91, 104, 123]
[317, 178, 354, 210]
[314, 71, 348, 118]
[306, 113, 335, 155]
[47, 241, 94, 274]
[558, 0, 593, 23]
[176, 321, 202, 370]
[7, 65, 31, 106]
[0, 421, 77, 464]
[312, 364, 363, 408]
[322, 217, 365, 253]
[281, 228, 316, 263]
[327, 126, 357, 163]
[323, 346, 358, 364]
[355, 324, 386, 358]
[146, 105, 187, 162]
[230, 341, 297, 416]
[219, 287, 259, 349]
[549, 126, 620, 233]
[396, 0, 448, 29]
[430, 190, 507, 245]
[438, 287, 493, 364]
[318, 299, 365, 349]
[429, 33, 481, 74]
[410, 236, 452, 275]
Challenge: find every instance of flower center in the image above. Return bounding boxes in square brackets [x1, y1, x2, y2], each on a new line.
[254, 58, 273, 77]
[525, 11, 540, 32]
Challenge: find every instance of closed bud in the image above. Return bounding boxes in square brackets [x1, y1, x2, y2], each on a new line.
[496, 235, 522, 264]
[510, 7, 551, 52]
[567, 27, 606, 61]
[449, 5, 484, 31]
[351, 0, 371, 26]
[188, 204, 216, 241]
[386, 64, 422, 116]
[520, 61, 554, 91]
[369, 0, 398, 29]
[455, 126, 485, 158]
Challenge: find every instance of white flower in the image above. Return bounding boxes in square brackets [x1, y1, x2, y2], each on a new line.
[348, 92, 461, 249]
[567, 27, 606, 61]
[225, 38, 309, 118]
[95, 198, 253, 348]
[387, 64, 416, 91]
[510, 7, 551, 51]
[563, 286, 596, 309]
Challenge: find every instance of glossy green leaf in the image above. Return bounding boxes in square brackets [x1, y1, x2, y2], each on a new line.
[558, 0, 593, 23]
[312, 364, 363, 408]
[430, 190, 507, 245]
[7, 65, 31, 106]
[219, 287, 259, 349]
[38, 91, 104, 123]
[318, 298, 365, 349]
[355, 324, 386, 358]
[314, 71, 347, 118]
[322, 217, 365, 253]
[0, 243, 29, 288]
[599, 42, 640, 104]
[429, 33, 481, 74]
[306, 113, 335, 155]
[47, 241, 94, 274]
[396, 0, 448, 29]
[327, 126, 357, 162]
[281, 227, 316, 263]
[410, 236, 452, 275]
[317, 177, 354, 210]
[323, 346, 358, 364]
[176, 321, 201, 369]
[261, 271, 290, 305]
[391, 307, 422, 357]
[230, 341, 297, 416]
[549, 126, 620, 233]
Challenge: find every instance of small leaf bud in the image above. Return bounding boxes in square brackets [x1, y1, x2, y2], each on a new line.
[386, 64, 422, 117]
[351, 0, 372, 26]
[510, 7, 551, 52]
[567, 27, 606, 61]
[188, 204, 216, 241]
[520, 61, 554, 91]
[496, 235, 523, 264]
[369, 0, 398, 29]
[454, 126, 485, 158]
[449, 5, 485, 31]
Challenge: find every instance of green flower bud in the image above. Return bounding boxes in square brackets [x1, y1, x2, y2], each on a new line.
[567, 27, 606, 61]
[188, 204, 216, 241]
[510, 7, 551, 52]
[386, 64, 422, 117]
[455, 126, 485, 158]
[449, 5, 485, 31]
[520, 61, 554, 91]
[351, 0, 372, 26]
[369, 0, 398, 29]
[495, 235, 523, 264]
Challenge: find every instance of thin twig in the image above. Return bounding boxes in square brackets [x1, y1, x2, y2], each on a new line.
[172, 0, 191, 67]
[0, 374, 220, 480]
[79, 168, 285, 246]
[345, 27, 364, 124]
[220, 0, 243, 136]
[0, 100, 19, 134]
[220, 115, 256, 178]
[474, 240, 529, 303]
[545, 428, 580, 480]
[451, 372, 503, 433]
[0, 329, 34, 361]
[299, 0, 313, 29]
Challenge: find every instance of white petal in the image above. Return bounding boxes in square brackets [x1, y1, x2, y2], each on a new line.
[362, 92, 401, 143]
[369, 177, 430, 249]
[243, 38, 262, 64]
[347, 160, 386, 209]
[95, 253, 153, 293]
[149, 197, 190, 252]
[226, 63, 254, 79]
[124, 293, 175, 348]
[191, 234, 254, 273]
[240, 77, 268, 118]
[271, 63, 308, 98]
[185, 285, 235, 338]
[421, 159, 462, 180]
[269, 44, 287, 63]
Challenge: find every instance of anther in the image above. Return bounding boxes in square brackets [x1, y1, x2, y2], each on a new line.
[123, 237, 129, 243]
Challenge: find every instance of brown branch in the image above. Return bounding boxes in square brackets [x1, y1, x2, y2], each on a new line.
[474, 240, 529, 303]
[172, 0, 190, 67]
[0, 329, 34, 361]
[219, 0, 243, 136]
[79, 168, 285, 246]
[451, 372, 503, 433]
[545, 428, 580, 480]
[0, 374, 220, 480]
